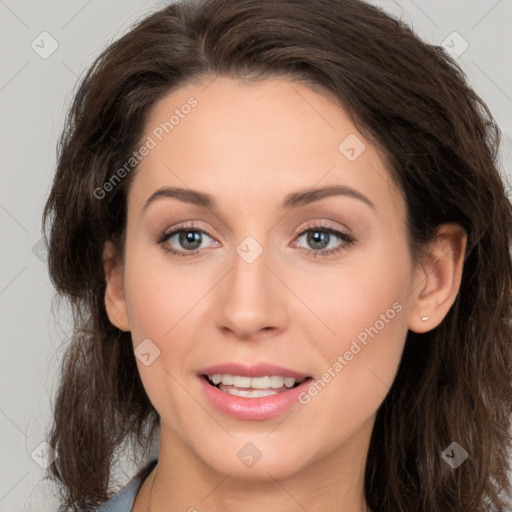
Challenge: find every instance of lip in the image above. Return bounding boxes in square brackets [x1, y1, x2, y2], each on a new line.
[198, 362, 313, 420]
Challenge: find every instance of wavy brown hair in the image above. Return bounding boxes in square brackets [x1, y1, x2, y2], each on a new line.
[42, 0, 512, 510]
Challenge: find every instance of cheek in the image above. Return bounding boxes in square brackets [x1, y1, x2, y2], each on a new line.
[121, 247, 212, 426]
[123, 242, 209, 341]
[121, 241, 220, 398]
[311, 277, 407, 394]
[306, 235, 410, 350]
[297, 243, 412, 423]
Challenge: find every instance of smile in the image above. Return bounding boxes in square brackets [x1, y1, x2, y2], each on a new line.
[198, 363, 313, 420]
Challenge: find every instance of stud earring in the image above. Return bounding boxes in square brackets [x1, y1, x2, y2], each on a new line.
[421, 316, 429, 322]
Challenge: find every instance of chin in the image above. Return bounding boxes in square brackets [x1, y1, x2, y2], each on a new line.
[186, 433, 324, 482]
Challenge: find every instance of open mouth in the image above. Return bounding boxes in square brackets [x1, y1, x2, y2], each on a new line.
[202, 374, 312, 398]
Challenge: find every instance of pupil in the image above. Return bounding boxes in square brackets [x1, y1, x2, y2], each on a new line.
[308, 231, 329, 250]
[179, 230, 202, 250]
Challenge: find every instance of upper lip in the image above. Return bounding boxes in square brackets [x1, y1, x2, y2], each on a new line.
[199, 362, 310, 381]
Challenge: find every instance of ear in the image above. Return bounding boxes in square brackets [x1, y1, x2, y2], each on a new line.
[103, 241, 130, 332]
[408, 223, 467, 333]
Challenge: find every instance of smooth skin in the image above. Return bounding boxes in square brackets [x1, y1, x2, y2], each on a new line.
[103, 77, 467, 512]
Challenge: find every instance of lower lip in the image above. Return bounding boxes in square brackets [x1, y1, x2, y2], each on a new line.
[199, 376, 313, 420]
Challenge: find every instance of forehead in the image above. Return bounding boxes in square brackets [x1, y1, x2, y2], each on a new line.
[129, 77, 403, 220]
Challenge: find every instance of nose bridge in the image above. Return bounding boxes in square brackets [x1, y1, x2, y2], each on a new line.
[215, 234, 286, 337]
[233, 236, 268, 296]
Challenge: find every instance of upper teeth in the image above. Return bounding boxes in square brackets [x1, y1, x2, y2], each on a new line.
[208, 374, 297, 389]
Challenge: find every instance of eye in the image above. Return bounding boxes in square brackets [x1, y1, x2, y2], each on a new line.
[293, 222, 355, 258]
[156, 222, 219, 257]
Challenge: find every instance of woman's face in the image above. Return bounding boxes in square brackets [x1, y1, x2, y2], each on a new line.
[109, 77, 421, 480]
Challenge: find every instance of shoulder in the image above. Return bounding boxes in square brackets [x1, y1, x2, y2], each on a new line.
[95, 459, 158, 512]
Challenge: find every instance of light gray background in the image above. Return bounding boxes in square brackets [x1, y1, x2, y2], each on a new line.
[1, 1, 511, 510]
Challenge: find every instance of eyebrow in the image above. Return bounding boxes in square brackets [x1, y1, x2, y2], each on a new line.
[142, 184, 375, 212]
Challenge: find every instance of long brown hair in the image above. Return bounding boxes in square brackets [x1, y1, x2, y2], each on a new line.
[42, 0, 512, 510]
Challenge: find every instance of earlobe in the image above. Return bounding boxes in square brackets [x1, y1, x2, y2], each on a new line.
[408, 223, 467, 333]
[103, 241, 130, 332]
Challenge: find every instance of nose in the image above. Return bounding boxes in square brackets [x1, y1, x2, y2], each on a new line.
[215, 242, 288, 340]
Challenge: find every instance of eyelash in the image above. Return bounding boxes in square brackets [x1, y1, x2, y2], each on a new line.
[156, 221, 355, 259]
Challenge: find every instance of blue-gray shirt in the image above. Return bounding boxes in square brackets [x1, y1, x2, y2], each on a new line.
[96, 459, 158, 512]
